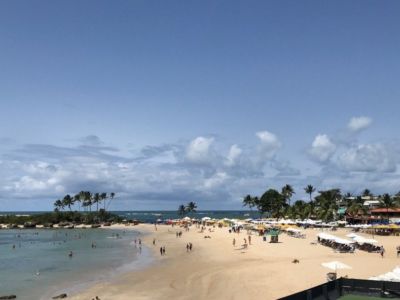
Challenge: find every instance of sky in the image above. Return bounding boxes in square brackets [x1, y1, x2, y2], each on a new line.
[1, 1, 400, 211]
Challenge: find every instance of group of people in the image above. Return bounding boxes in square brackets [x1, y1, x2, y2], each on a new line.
[176, 231, 183, 238]
[186, 243, 193, 252]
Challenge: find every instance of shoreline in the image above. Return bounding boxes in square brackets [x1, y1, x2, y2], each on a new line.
[47, 225, 155, 300]
[66, 224, 400, 300]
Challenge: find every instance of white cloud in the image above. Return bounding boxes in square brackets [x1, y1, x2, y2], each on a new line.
[256, 131, 281, 161]
[336, 143, 396, 173]
[204, 172, 229, 189]
[309, 134, 336, 162]
[186, 136, 215, 163]
[225, 144, 242, 167]
[348, 116, 372, 132]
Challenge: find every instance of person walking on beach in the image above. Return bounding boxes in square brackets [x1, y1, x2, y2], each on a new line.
[397, 245, 400, 257]
[380, 247, 385, 258]
[189, 243, 193, 251]
[186, 243, 190, 252]
[160, 247, 163, 256]
[248, 235, 252, 245]
[153, 238, 156, 246]
[233, 238, 236, 247]
[162, 246, 166, 255]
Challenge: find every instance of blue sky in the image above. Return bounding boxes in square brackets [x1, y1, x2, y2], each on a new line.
[1, 1, 400, 211]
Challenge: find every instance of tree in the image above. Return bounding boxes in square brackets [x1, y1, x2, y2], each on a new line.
[93, 193, 101, 212]
[258, 189, 286, 219]
[73, 193, 81, 211]
[242, 195, 255, 210]
[178, 204, 186, 216]
[314, 189, 341, 222]
[107, 192, 115, 211]
[380, 193, 397, 222]
[101, 193, 108, 210]
[186, 202, 197, 215]
[83, 191, 93, 213]
[362, 189, 373, 197]
[304, 185, 316, 202]
[54, 199, 64, 212]
[281, 184, 295, 206]
[63, 194, 73, 211]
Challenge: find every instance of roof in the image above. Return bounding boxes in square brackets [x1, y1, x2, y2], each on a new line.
[371, 208, 400, 213]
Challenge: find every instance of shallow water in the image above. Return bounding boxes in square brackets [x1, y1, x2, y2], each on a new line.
[0, 228, 148, 300]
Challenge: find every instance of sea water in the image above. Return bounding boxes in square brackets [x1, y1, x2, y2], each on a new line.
[0, 228, 149, 300]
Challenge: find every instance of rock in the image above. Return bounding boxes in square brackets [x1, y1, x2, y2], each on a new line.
[52, 293, 67, 299]
[91, 224, 101, 228]
[23, 222, 36, 228]
[0, 295, 17, 299]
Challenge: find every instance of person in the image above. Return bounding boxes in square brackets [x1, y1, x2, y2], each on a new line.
[160, 247, 163, 256]
[153, 238, 156, 246]
[232, 238, 236, 247]
[139, 245, 142, 253]
[380, 246, 385, 258]
[186, 243, 190, 252]
[189, 243, 193, 251]
[248, 235, 252, 245]
[397, 246, 400, 258]
[68, 251, 73, 258]
[162, 246, 166, 255]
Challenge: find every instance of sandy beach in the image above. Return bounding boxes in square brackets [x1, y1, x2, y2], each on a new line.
[67, 224, 400, 300]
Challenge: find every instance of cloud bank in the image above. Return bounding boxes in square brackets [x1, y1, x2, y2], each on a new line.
[1, 116, 399, 210]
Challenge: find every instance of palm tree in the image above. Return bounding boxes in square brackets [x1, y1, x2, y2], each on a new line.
[63, 194, 74, 211]
[304, 185, 316, 202]
[243, 195, 255, 210]
[362, 189, 373, 197]
[380, 193, 397, 223]
[54, 199, 64, 212]
[93, 193, 101, 212]
[101, 192, 108, 210]
[74, 193, 81, 211]
[186, 202, 197, 216]
[84, 191, 93, 213]
[106, 192, 115, 211]
[178, 204, 186, 216]
[281, 184, 295, 206]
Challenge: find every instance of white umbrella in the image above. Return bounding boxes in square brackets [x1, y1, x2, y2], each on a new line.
[201, 217, 211, 221]
[322, 261, 351, 271]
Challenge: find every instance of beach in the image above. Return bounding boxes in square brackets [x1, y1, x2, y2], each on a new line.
[67, 224, 400, 300]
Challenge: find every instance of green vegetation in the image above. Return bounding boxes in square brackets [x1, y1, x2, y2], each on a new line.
[177, 201, 198, 217]
[0, 191, 121, 226]
[54, 191, 115, 213]
[0, 210, 123, 226]
[243, 185, 400, 222]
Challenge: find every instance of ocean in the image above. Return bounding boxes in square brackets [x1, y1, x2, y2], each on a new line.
[0, 228, 148, 300]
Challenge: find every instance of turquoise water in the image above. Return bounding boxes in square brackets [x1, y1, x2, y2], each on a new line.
[0, 228, 149, 300]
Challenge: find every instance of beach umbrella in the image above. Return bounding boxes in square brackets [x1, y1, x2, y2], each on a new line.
[201, 217, 211, 221]
[322, 261, 351, 271]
